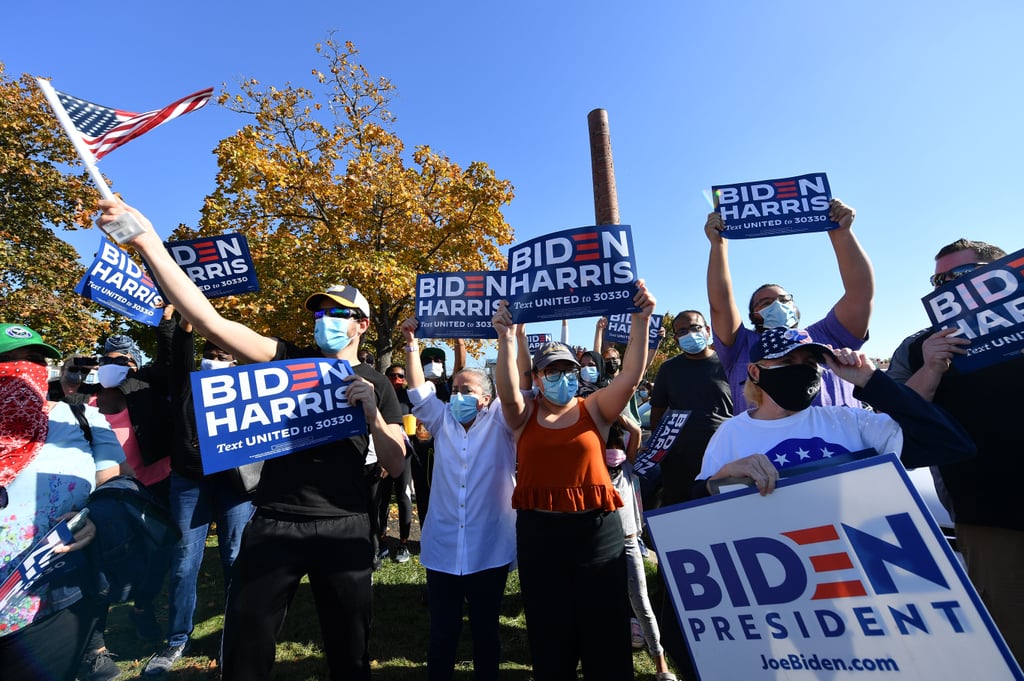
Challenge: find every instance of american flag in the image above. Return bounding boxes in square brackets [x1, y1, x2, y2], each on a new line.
[50, 86, 213, 162]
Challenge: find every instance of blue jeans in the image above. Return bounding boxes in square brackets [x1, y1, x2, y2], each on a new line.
[167, 471, 253, 647]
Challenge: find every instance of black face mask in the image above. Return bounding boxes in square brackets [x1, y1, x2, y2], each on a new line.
[605, 358, 621, 375]
[751, 363, 821, 412]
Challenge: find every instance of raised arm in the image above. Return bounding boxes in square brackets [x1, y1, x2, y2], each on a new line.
[401, 318, 426, 391]
[492, 300, 530, 431]
[515, 322, 533, 386]
[593, 316, 607, 353]
[591, 281, 655, 426]
[826, 199, 873, 340]
[453, 338, 467, 374]
[705, 212, 742, 347]
[98, 200, 279, 364]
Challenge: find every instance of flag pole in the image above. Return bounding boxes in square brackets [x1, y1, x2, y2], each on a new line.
[36, 78, 145, 243]
[36, 78, 113, 200]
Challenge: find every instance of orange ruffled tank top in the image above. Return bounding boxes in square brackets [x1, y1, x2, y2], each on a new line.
[512, 397, 623, 512]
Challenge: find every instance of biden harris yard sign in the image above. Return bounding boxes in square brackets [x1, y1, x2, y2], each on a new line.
[645, 454, 1022, 681]
[415, 271, 507, 339]
[165, 233, 259, 298]
[506, 225, 639, 323]
[75, 237, 164, 326]
[922, 247, 1024, 373]
[191, 358, 367, 474]
[713, 173, 837, 239]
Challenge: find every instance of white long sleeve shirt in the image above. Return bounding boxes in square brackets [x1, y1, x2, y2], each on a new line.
[408, 383, 517, 575]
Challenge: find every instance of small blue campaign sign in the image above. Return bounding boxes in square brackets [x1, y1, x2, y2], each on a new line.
[713, 172, 837, 239]
[75, 237, 164, 326]
[604, 313, 664, 349]
[165, 233, 259, 299]
[415, 271, 506, 339]
[922, 247, 1024, 373]
[506, 225, 639, 323]
[192, 358, 367, 474]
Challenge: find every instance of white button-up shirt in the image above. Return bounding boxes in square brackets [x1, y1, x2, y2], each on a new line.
[408, 383, 517, 575]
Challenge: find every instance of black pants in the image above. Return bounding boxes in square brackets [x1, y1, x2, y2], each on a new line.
[516, 510, 633, 680]
[376, 446, 413, 542]
[0, 597, 99, 681]
[221, 511, 374, 681]
[426, 564, 510, 681]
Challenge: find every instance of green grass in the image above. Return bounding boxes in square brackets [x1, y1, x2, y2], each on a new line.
[101, 534, 666, 679]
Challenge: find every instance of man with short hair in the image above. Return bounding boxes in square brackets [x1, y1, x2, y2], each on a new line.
[649, 310, 732, 506]
[98, 199, 405, 681]
[704, 199, 872, 412]
[647, 310, 732, 681]
[888, 237, 1024, 665]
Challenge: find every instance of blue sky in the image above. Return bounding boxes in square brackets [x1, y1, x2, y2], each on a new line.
[6, 2, 1023, 365]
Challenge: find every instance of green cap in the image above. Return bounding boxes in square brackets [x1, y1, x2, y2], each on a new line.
[0, 324, 62, 360]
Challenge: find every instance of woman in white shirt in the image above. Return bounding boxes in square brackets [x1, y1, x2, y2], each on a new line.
[400, 319, 517, 681]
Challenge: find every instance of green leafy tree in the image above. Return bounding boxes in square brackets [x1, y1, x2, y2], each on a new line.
[174, 36, 515, 368]
[0, 64, 121, 354]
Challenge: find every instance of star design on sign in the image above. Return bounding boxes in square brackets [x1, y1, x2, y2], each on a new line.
[821, 447, 835, 458]
[774, 453, 790, 466]
[796, 447, 811, 460]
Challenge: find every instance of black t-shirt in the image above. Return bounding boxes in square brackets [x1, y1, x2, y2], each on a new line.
[253, 340, 403, 516]
[650, 353, 733, 504]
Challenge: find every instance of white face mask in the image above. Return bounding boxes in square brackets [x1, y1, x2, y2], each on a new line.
[97, 363, 131, 388]
[200, 358, 233, 371]
[423, 361, 444, 380]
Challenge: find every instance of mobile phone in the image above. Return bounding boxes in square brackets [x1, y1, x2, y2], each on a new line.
[66, 508, 90, 534]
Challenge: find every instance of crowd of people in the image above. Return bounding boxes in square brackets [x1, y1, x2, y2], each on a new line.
[1, 196, 1020, 681]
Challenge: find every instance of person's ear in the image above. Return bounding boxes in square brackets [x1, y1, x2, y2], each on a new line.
[746, 364, 760, 385]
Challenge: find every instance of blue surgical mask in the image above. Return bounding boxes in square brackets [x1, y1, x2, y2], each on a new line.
[314, 316, 353, 354]
[97, 363, 130, 388]
[541, 373, 577, 406]
[580, 366, 600, 384]
[758, 299, 799, 329]
[637, 390, 649, 400]
[449, 393, 480, 424]
[678, 331, 708, 355]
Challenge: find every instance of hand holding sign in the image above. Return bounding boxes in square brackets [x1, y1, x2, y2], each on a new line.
[710, 452, 779, 496]
[52, 510, 96, 555]
[920, 327, 971, 374]
[491, 299, 515, 339]
[344, 374, 384, 430]
[704, 211, 726, 245]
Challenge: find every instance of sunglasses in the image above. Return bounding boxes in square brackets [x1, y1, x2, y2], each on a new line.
[387, 373, 405, 379]
[313, 307, 365, 320]
[98, 356, 133, 367]
[930, 263, 988, 288]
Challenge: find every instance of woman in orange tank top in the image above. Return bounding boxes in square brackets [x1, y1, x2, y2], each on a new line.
[492, 280, 656, 681]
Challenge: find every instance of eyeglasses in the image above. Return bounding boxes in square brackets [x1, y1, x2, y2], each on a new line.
[542, 367, 580, 381]
[674, 324, 706, 337]
[930, 263, 988, 288]
[753, 293, 794, 311]
[386, 373, 405, 379]
[98, 356, 133, 367]
[313, 307, 365, 320]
